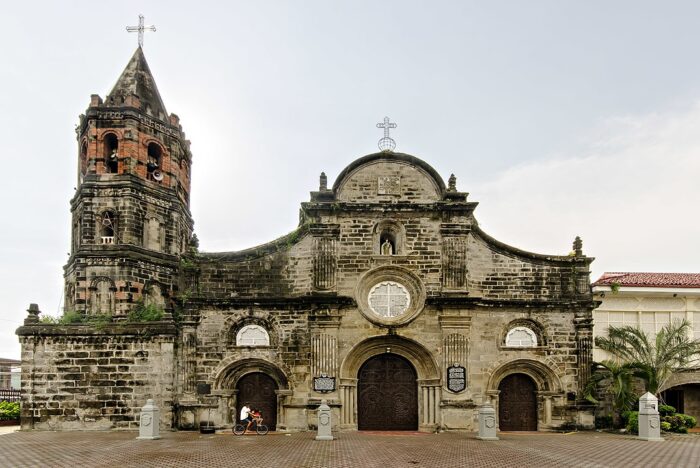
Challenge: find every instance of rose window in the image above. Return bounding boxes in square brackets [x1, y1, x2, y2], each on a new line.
[368, 281, 411, 318]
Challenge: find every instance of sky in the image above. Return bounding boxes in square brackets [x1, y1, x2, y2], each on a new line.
[1, 1, 699, 359]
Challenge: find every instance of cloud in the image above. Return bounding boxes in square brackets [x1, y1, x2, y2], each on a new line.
[471, 102, 700, 279]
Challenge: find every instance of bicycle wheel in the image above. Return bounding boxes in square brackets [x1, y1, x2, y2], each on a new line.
[256, 424, 269, 435]
[233, 424, 246, 435]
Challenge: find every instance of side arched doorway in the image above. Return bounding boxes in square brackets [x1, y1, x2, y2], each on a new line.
[498, 373, 537, 431]
[236, 372, 278, 430]
[357, 353, 418, 430]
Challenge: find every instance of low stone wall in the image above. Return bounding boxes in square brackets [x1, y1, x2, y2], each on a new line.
[17, 322, 176, 431]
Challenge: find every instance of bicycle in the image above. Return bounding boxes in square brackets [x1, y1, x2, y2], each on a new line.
[233, 418, 268, 435]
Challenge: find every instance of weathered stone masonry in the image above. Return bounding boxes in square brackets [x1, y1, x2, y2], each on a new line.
[18, 47, 597, 433]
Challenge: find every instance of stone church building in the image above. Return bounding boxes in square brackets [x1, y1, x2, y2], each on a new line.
[17, 47, 597, 433]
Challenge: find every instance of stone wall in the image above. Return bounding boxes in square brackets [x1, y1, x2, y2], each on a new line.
[17, 324, 176, 431]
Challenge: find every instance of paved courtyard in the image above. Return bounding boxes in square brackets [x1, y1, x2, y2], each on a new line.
[1, 427, 699, 468]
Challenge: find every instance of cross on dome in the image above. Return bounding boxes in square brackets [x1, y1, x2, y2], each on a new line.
[376, 116, 397, 152]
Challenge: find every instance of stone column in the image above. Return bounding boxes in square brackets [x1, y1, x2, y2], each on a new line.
[544, 395, 553, 425]
[339, 379, 357, 429]
[419, 379, 441, 429]
[638, 392, 664, 441]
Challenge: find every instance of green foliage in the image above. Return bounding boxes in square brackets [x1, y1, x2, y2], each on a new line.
[595, 319, 700, 394]
[609, 282, 621, 293]
[659, 404, 676, 417]
[39, 311, 111, 325]
[595, 415, 614, 429]
[0, 401, 20, 421]
[583, 360, 636, 422]
[681, 414, 697, 429]
[625, 411, 639, 434]
[128, 302, 164, 322]
[661, 421, 672, 432]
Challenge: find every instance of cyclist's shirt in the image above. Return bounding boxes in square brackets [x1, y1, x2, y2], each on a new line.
[240, 406, 251, 421]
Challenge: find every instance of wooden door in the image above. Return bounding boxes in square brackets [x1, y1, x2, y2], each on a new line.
[498, 373, 537, 431]
[358, 354, 418, 430]
[236, 372, 278, 430]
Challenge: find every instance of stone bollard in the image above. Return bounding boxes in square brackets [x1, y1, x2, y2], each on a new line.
[476, 404, 499, 441]
[315, 399, 333, 441]
[638, 392, 663, 441]
[137, 399, 161, 440]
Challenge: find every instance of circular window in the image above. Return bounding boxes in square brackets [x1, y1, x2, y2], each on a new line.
[356, 266, 425, 327]
[368, 281, 411, 318]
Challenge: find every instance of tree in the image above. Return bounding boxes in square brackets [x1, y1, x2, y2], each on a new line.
[595, 319, 700, 395]
[584, 360, 636, 416]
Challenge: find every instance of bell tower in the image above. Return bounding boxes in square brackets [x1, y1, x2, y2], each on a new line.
[65, 47, 194, 318]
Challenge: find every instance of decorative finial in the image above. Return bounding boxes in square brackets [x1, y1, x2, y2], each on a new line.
[126, 14, 157, 48]
[376, 116, 397, 152]
[25, 303, 41, 324]
[573, 236, 583, 256]
[448, 174, 457, 191]
[319, 172, 327, 191]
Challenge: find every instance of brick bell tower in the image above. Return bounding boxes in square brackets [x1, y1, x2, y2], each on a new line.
[65, 47, 194, 319]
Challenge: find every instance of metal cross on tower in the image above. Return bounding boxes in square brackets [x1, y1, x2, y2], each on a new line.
[376, 116, 397, 152]
[126, 14, 157, 48]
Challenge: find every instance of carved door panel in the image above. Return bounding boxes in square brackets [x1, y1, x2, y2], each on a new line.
[358, 354, 418, 430]
[236, 372, 278, 430]
[498, 373, 537, 431]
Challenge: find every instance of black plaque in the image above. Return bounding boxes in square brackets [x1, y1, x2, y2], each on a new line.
[313, 374, 336, 393]
[197, 383, 211, 395]
[447, 365, 466, 393]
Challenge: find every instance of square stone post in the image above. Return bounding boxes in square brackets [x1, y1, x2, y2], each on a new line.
[476, 404, 499, 441]
[315, 400, 333, 441]
[638, 392, 663, 441]
[137, 399, 161, 440]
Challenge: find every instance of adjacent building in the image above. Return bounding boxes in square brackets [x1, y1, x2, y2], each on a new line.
[592, 272, 700, 419]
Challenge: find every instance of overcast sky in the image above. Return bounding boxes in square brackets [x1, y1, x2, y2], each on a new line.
[2, 1, 699, 359]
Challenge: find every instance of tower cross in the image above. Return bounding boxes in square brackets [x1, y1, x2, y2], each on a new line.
[126, 14, 157, 48]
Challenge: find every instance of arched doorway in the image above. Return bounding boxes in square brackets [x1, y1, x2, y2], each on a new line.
[236, 372, 278, 430]
[498, 373, 537, 431]
[357, 353, 418, 430]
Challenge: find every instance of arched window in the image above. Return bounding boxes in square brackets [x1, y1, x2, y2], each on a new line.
[104, 134, 119, 173]
[505, 327, 538, 347]
[236, 325, 270, 346]
[147, 143, 163, 182]
[100, 211, 116, 244]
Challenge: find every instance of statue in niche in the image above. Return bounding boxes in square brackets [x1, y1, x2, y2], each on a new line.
[381, 239, 393, 255]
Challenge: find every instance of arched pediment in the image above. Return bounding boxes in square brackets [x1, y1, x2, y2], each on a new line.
[333, 152, 446, 203]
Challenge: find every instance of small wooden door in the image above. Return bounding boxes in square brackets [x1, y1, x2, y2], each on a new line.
[498, 373, 538, 431]
[357, 354, 418, 430]
[236, 373, 278, 430]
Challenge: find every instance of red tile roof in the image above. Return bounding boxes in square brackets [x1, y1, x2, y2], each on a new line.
[593, 272, 700, 288]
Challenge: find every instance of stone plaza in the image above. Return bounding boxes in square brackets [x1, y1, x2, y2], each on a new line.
[1, 427, 699, 468]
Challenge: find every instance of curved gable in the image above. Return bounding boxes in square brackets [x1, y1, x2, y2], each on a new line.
[334, 152, 445, 203]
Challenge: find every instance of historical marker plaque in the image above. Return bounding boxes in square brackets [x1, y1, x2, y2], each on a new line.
[313, 374, 336, 393]
[447, 365, 466, 393]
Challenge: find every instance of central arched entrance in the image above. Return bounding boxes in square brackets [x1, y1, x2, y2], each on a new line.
[357, 353, 418, 430]
[498, 373, 537, 431]
[236, 372, 278, 430]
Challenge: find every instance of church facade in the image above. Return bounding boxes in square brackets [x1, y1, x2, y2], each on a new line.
[17, 48, 597, 433]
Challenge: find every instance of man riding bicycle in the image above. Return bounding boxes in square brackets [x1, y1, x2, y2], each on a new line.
[239, 404, 254, 434]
